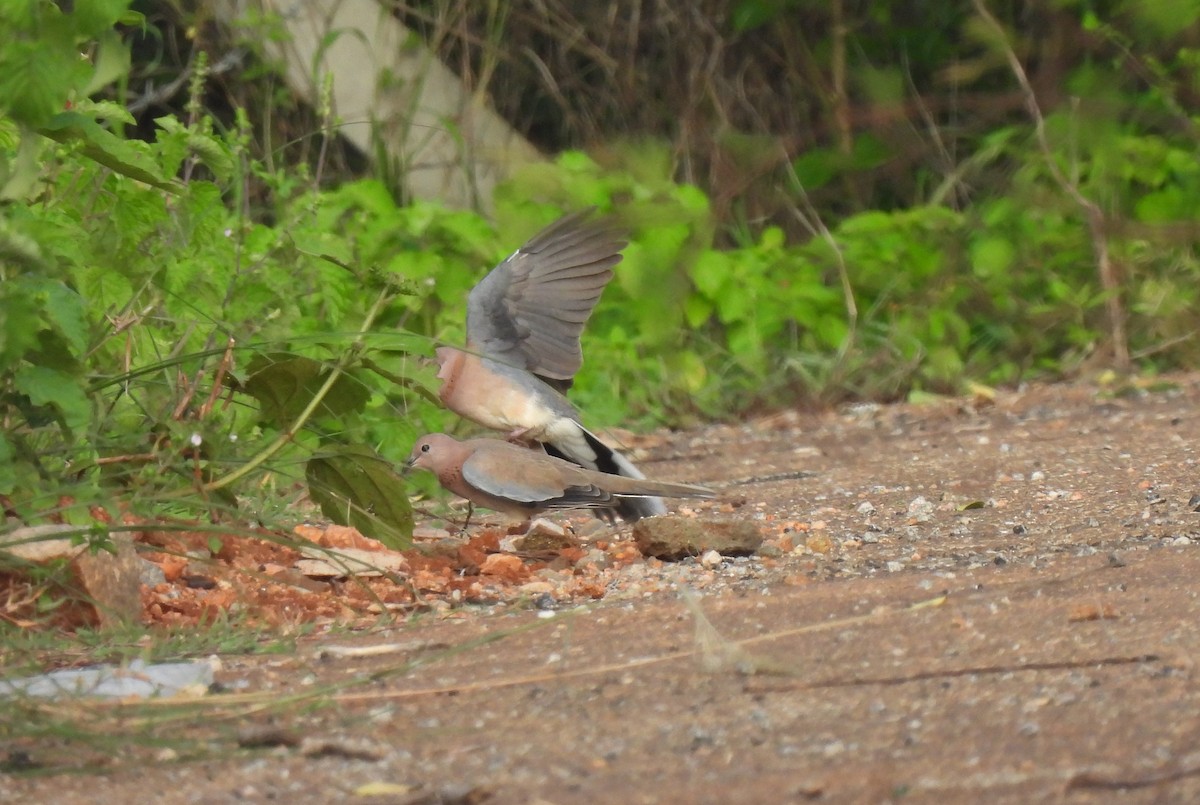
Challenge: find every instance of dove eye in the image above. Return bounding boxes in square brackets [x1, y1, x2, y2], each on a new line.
[420, 444, 431, 453]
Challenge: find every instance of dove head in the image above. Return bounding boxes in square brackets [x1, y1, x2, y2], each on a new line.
[406, 433, 461, 474]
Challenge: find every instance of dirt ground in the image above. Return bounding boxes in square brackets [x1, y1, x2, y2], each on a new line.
[6, 375, 1200, 804]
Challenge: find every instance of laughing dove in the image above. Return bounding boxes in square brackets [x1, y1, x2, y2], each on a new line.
[435, 209, 668, 522]
[407, 434, 713, 521]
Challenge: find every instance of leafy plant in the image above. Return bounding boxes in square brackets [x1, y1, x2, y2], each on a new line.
[0, 4, 441, 549]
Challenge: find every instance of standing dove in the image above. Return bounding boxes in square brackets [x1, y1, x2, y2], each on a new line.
[407, 434, 713, 521]
[435, 209, 668, 522]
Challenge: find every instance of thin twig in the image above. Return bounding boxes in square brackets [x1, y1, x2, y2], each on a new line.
[198, 337, 237, 420]
[781, 151, 858, 378]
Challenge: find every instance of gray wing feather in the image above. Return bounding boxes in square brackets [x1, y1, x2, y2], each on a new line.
[466, 209, 626, 383]
[461, 448, 617, 510]
[461, 451, 564, 504]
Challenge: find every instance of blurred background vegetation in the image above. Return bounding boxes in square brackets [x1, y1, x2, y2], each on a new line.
[2, 0, 1199, 539]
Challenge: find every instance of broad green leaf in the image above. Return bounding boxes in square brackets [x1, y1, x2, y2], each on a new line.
[758, 226, 785, 250]
[690, 250, 731, 297]
[1135, 187, 1187, 222]
[291, 230, 354, 268]
[791, 149, 838, 191]
[71, 0, 131, 35]
[83, 31, 131, 95]
[242, 355, 370, 427]
[26, 278, 89, 354]
[74, 266, 134, 313]
[672, 183, 711, 214]
[683, 295, 713, 329]
[849, 133, 891, 170]
[305, 444, 413, 549]
[40, 112, 178, 191]
[970, 236, 1015, 278]
[13, 365, 91, 434]
[74, 98, 135, 125]
[0, 134, 44, 201]
[0, 217, 45, 268]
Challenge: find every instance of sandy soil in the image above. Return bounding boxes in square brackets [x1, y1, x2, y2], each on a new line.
[4, 375, 1200, 804]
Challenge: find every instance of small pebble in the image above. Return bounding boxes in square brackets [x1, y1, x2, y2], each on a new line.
[907, 497, 934, 522]
[700, 550, 723, 569]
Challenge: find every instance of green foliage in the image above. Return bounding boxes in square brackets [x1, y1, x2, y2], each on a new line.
[0, 9, 455, 546]
[494, 115, 1200, 419]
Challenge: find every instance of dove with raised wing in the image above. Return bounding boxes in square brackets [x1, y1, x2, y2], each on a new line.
[435, 209, 668, 521]
[407, 433, 713, 521]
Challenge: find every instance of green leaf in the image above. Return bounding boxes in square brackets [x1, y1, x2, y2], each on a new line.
[83, 31, 131, 95]
[40, 112, 178, 191]
[71, 0, 132, 35]
[690, 250, 731, 297]
[683, 295, 713, 329]
[815, 314, 849, 350]
[0, 286, 43, 369]
[73, 265, 133, 312]
[27, 278, 89, 354]
[0, 133, 44, 201]
[970, 236, 1015, 278]
[242, 355, 370, 427]
[1135, 187, 1187, 222]
[0, 433, 15, 495]
[12, 365, 91, 435]
[0, 216, 45, 269]
[74, 98, 135, 126]
[291, 229, 355, 269]
[791, 148, 838, 192]
[0, 15, 88, 127]
[153, 116, 234, 182]
[849, 133, 891, 170]
[306, 444, 413, 549]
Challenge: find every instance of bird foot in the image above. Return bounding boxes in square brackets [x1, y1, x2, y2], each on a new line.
[504, 427, 535, 445]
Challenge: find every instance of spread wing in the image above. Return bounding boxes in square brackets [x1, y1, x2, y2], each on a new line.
[465, 209, 625, 388]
